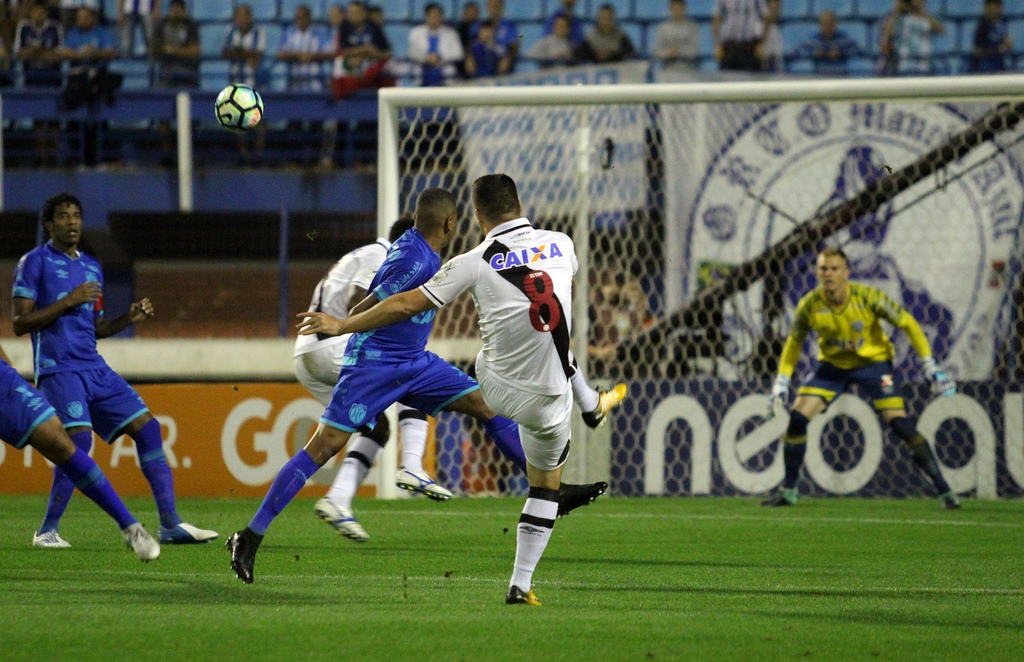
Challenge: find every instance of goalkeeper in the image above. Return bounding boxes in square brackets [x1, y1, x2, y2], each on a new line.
[762, 246, 960, 509]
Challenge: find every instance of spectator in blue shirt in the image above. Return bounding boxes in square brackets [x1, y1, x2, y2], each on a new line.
[795, 9, 861, 76]
[971, 0, 1011, 73]
[470, 0, 518, 71]
[14, 1, 62, 166]
[464, 19, 510, 78]
[334, 0, 392, 98]
[543, 0, 585, 47]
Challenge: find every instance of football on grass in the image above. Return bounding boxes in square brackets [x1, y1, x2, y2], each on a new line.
[215, 83, 263, 132]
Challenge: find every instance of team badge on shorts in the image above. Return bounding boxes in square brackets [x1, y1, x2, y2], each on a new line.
[348, 403, 368, 426]
[68, 401, 85, 419]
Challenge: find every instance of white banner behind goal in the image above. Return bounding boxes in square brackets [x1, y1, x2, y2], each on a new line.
[378, 74, 1024, 500]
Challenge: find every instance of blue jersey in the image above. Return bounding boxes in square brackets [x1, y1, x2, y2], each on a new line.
[344, 228, 439, 366]
[0, 359, 56, 449]
[12, 242, 109, 377]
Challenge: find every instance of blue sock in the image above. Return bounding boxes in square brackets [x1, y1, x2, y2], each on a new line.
[483, 416, 526, 471]
[39, 429, 93, 534]
[59, 448, 136, 530]
[248, 449, 320, 536]
[133, 417, 181, 529]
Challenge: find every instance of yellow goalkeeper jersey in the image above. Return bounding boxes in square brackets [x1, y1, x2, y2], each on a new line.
[777, 282, 933, 376]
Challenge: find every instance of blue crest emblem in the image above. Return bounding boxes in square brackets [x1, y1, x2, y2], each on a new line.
[67, 401, 84, 419]
[348, 403, 368, 426]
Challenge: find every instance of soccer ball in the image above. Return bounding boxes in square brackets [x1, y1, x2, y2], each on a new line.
[215, 84, 264, 132]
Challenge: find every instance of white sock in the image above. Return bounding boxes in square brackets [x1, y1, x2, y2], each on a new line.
[570, 367, 600, 413]
[509, 492, 559, 591]
[325, 434, 382, 509]
[399, 409, 429, 474]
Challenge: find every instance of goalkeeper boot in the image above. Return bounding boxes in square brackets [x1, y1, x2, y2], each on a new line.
[314, 498, 369, 542]
[395, 467, 453, 501]
[226, 528, 263, 584]
[505, 585, 542, 606]
[557, 481, 608, 518]
[582, 383, 628, 429]
[123, 523, 160, 562]
[941, 492, 962, 510]
[761, 488, 797, 507]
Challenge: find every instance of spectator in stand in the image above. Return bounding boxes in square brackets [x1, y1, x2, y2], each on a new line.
[222, 3, 267, 167]
[14, 1, 62, 166]
[407, 2, 462, 87]
[151, 0, 198, 88]
[367, 4, 384, 29]
[464, 19, 510, 78]
[577, 3, 635, 64]
[455, 0, 479, 53]
[277, 3, 333, 92]
[971, 0, 1011, 73]
[58, 7, 118, 165]
[333, 0, 392, 99]
[653, 0, 699, 73]
[794, 9, 860, 76]
[58, 0, 99, 31]
[756, 0, 782, 72]
[879, 0, 943, 76]
[543, 0, 585, 48]
[151, 0, 198, 166]
[470, 0, 518, 72]
[527, 13, 578, 68]
[0, 33, 12, 87]
[117, 0, 160, 57]
[712, 0, 768, 72]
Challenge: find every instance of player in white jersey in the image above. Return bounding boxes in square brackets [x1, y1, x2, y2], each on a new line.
[295, 217, 446, 543]
[297, 174, 607, 605]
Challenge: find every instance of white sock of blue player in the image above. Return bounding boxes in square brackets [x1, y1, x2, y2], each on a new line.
[509, 487, 559, 592]
[398, 408, 429, 474]
[326, 434, 382, 510]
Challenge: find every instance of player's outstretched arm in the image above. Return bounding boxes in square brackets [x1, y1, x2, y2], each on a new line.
[922, 356, 956, 397]
[298, 289, 436, 336]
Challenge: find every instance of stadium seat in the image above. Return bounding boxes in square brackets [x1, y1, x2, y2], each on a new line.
[248, 0, 280, 21]
[263, 23, 284, 55]
[697, 20, 714, 58]
[200, 21, 231, 58]
[201, 59, 231, 91]
[632, 1, 669, 21]
[190, 0, 234, 21]
[1010, 19, 1024, 56]
[854, 0, 893, 19]
[942, 0, 985, 20]
[931, 20, 958, 55]
[621, 20, 644, 53]
[384, 23, 411, 58]
[686, 0, 715, 21]
[117, 58, 154, 90]
[837, 21, 869, 53]
[781, 20, 819, 55]
[783, 0, 814, 20]
[816, 0, 856, 18]
[503, 0, 545, 22]
[516, 21, 545, 56]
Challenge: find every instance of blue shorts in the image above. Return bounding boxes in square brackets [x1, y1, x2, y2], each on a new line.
[37, 367, 148, 443]
[797, 361, 905, 412]
[322, 351, 479, 433]
[0, 361, 56, 449]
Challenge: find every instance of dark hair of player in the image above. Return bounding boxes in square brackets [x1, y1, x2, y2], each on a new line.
[471, 173, 520, 223]
[389, 216, 415, 242]
[414, 188, 457, 232]
[40, 192, 83, 227]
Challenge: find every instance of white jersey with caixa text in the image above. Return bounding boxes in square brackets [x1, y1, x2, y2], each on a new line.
[293, 238, 391, 357]
[420, 219, 578, 396]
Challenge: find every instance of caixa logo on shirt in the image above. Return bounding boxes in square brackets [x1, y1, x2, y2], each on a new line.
[688, 101, 1023, 381]
[489, 243, 565, 270]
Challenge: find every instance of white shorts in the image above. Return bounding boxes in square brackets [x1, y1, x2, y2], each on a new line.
[293, 340, 349, 407]
[476, 359, 572, 471]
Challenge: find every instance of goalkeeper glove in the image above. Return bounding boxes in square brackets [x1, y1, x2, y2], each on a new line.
[767, 374, 790, 418]
[922, 356, 956, 397]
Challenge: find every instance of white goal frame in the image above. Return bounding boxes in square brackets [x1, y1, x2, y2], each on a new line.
[375, 74, 1024, 498]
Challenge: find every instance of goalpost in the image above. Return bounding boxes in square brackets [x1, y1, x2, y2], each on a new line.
[376, 75, 1024, 500]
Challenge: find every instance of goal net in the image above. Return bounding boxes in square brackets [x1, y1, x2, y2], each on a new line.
[378, 76, 1024, 500]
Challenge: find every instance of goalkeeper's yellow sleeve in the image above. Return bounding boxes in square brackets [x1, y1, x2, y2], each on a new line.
[895, 309, 933, 360]
[777, 323, 807, 378]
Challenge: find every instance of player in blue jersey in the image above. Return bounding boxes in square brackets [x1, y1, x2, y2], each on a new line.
[12, 192, 218, 548]
[0, 343, 159, 561]
[227, 188, 621, 584]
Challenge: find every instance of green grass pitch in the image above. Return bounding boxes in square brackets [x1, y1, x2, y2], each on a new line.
[1, 494, 1021, 662]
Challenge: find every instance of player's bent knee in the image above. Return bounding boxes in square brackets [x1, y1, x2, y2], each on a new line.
[786, 411, 810, 439]
[360, 413, 390, 446]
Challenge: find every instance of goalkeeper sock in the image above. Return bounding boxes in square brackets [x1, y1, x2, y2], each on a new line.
[907, 439, 952, 495]
[510, 487, 559, 592]
[249, 450, 320, 536]
[484, 416, 526, 472]
[326, 434, 381, 510]
[782, 442, 807, 490]
[39, 429, 93, 533]
[398, 408, 429, 473]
